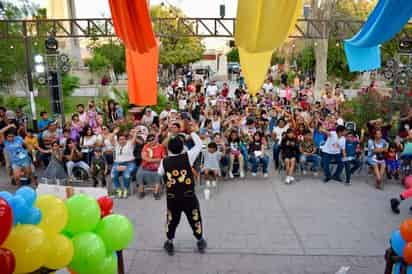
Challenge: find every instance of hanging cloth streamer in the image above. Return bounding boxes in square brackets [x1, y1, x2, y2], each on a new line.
[344, 0, 412, 72]
[235, 0, 302, 96]
[108, 0, 159, 105]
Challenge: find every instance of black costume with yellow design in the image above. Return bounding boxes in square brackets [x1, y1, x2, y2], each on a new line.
[163, 152, 203, 240]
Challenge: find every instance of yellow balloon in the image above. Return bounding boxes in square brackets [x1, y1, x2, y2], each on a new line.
[44, 234, 74, 270]
[3, 225, 47, 274]
[36, 195, 68, 235]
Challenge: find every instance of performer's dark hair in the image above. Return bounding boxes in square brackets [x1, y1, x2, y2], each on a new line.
[168, 135, 184, 154]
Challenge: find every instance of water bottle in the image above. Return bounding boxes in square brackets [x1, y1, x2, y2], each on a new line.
[335, 266, 350, 274]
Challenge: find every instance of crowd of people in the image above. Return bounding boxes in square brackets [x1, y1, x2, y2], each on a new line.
[1, 71, 412, 202]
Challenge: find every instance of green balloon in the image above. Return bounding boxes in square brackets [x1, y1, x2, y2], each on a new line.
[69, 232, 106, 273]
[95, 214, 134, 252]
[65, 194, 101, 235]
[92, 254, 118, 274]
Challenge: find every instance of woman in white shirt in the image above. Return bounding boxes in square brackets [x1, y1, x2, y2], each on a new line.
[110, 127, 138, 198]
[80, 126, 97, 164]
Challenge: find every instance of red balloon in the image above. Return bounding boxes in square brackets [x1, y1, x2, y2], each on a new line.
[97, 196, 113, 217]
[405, 176, 412, 189]
[0, 197, 13, 246]
[0, 248, 16, 274]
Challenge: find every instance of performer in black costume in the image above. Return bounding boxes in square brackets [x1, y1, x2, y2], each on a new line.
[158, 122, 207, 255]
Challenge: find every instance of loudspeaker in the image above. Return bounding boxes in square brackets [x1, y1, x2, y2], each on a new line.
[229, 40, 236, 48]
[48, 71, 63, 115]
[220, 4, 225, 18]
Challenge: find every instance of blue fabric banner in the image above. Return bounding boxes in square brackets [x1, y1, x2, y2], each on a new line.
[344, 0, 412, 72]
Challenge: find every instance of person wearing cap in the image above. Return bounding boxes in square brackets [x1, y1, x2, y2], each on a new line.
[158, 121, 207, 256]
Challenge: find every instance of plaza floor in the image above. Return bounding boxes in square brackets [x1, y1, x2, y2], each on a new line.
[1, 169, 406, 273]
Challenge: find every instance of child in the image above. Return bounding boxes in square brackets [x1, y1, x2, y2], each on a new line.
[202, 142, 222, 187]
[299, 129, 320, 175]
[42, 141, 67, 182]
[386, 143, 401, 180]
[24, 129, 40, 165]
[91, 147, 107, 187]
[343, 131, 361, 185]
[280, 128, 299, 184]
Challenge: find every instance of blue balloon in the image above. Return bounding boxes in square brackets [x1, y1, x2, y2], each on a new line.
[0, 191, 13, 203]
[8, 195, 29, 225]
[23, 207, 42, 225]
[16, 186, 36, 207]
[391, 230, 406, 257]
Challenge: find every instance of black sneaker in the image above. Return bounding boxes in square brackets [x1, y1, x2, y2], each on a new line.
[332, 177, 342, 183]
[391, 198, 401, 214]
[163, 240, 174, 256]
[323, 177, 331, 183]
[138, 192, 145, 199]
[197, 238, 207, 254]
[154, 192, 161, 200]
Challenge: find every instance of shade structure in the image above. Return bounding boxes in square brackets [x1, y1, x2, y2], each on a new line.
[344, 0, 412, 72]
[108, 0, 159, 105]
[235, 0, 302, 95]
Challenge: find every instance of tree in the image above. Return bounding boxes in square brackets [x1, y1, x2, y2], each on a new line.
[296, 46, 315, 73]
[310, 0, 338, 97]
[327, 41, 357, 84]
[87, 41, 126, 76]
[85, 53, 111, 76]
[0, 1, 44, 89]
[151, 5, 205, 66]
[226, 48, 239, 62]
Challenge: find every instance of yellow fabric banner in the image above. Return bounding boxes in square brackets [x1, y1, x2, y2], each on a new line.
[235, 0, 302, 95]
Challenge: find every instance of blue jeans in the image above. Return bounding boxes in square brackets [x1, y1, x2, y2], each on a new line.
[321, 153, 344, 180]
[344, 158, 361, 183]
[111, 161, 136, 190]
[240, 144, 249, 170]
[300, 154, 320, 171]
[249, 155, 269, 174]
[272, 143, 280, 169]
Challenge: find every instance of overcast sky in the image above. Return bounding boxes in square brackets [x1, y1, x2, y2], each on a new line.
[33, 0, 238, 49]
[33, 0, 238, 18]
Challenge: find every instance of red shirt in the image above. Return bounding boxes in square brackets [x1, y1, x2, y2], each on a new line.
[187, 84, 195, 93]
[221, 87, 229, 97]
[141, 144, 166, 171]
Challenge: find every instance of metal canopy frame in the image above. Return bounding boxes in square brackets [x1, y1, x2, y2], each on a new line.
[0, 17, 381, 40]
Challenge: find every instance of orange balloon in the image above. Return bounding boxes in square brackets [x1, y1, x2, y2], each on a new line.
[405, 242, 412, 264]
[401, 219, 412, 242]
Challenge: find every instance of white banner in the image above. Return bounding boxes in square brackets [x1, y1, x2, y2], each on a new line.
[36, 184, 108, 200]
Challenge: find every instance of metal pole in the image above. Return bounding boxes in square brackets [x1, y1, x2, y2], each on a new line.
[22, 21, 38, 132]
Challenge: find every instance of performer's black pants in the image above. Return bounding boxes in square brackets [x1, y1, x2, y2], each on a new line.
[166, 194, 203, 240]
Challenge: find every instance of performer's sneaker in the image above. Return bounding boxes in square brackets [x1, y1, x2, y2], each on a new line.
[163, 240, 174, 256]
[197, 238, 207, 254]
[390, 198, 401, 214]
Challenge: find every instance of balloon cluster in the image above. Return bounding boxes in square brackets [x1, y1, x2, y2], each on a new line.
[391, 219, 412, 273]
[0, 188, 134, 274]
[0, 187, 42, 225]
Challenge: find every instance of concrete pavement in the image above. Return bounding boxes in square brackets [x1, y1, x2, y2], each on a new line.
[1, 169, 406, 273]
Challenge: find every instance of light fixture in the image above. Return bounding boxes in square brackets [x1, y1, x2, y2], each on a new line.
[35, 64, 45, 73]
[45, 35, 58, 52]
[336, 42, 340, 47]
[314, 42, 318, 47]
[34, 54, 44, 64]
[10, 45, 14, 49]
